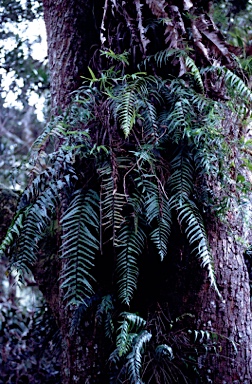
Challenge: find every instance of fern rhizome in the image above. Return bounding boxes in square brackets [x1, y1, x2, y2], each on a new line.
[1, 46, 251, 381]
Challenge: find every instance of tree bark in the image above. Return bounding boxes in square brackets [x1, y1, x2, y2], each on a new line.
[42, 0, 103, 113]
[197, 218, 252, 383]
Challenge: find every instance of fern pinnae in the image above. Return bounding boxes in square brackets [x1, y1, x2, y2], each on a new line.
[0, 208, 30, 256]
[11, 183, 60, 276]
[60, 190, 99, 305]
[116, 312, 147, 356]
[116, 86, 138, 137]
[174, 198, 220, 296]
[185, 56, 204, 93]
[169, 150, 194, 200]
[144, 180, 172, 260]
[224, 67, 252, 102]
[116, 223, 146, 305]
[96, 294, 115, 340]
[99, 162, 125, 244]
[126, 330, 152, 384]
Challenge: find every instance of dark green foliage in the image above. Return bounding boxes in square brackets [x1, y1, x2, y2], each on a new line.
[1, 46, 251, 304]
[1, 40, 252, 382]
[107, 307, 227, 383]
[60, 190, 100, 305]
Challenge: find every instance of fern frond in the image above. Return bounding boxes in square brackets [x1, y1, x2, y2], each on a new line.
[158, 92, 192, 144]
[112, 75, 159, 138]
[185, 56, 204, 93]
[12, 183, 60, 276]
[31, 120, 56, 153]
[96, 294, 115, 340]
[171, 197, 220, 296]
[141, 100, 159, 142]
[144, 180, 172, 260]
[143, 48, 178, 69]
[116, 223, 146, 305]
[116, 312, 147, 357]
[115, 86, 138, 137]
[155, 344, 174, 361]
[99, 162, 126, 244]
[169, 151, 194, 199]
[60, 190, 100, 305]
[0, 208, 30, 256]
[224, 68, 252, 102]
[126, 330, 152, 384]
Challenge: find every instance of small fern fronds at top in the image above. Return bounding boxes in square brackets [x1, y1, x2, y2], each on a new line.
[60, 190, 100, 305]
[115, 222, 146, 305]
[126, 330, 152, 384]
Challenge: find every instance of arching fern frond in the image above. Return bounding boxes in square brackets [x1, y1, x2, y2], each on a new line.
[12, 183, 60, 276]
[154, 344, 174, 361]
[116, 312, 147, 357]
[171, 197, 220, 296]
[126, 330, 152, 384]
[0, 208, 30, 256]
[224, 67, 252, 103]
[60, 189, 100, 305]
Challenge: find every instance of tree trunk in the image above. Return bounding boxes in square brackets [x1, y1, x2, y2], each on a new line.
[42, 0, 103, 113]
[40, 0, 252, 382]
[197, 217, 252, 383]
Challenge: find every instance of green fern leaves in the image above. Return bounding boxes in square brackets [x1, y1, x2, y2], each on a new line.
[144, 180, 172, 261]
[60, 190, 100, 305]
[116, 223, 146, 305]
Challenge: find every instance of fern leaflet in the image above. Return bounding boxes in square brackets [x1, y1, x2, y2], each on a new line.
[60, 190, 99, 305]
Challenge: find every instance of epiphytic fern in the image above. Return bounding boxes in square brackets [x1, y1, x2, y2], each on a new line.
[60, 190, 99, 305]
[116, 222, 146, 305]
[168, 150, 219, 295]
[116, 312, 147, 357]
[144, 179, 172, 260]
[11, 182, 60, 277]
[126, 330, 152, 384]
[96, 294, 115, 341]
[99, 161, 126, 245]
[0, 208, 30, 256]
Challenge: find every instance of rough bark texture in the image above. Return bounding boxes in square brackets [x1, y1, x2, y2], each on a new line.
[197, 218, 252, 383]
[42, 0, 103, 113]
